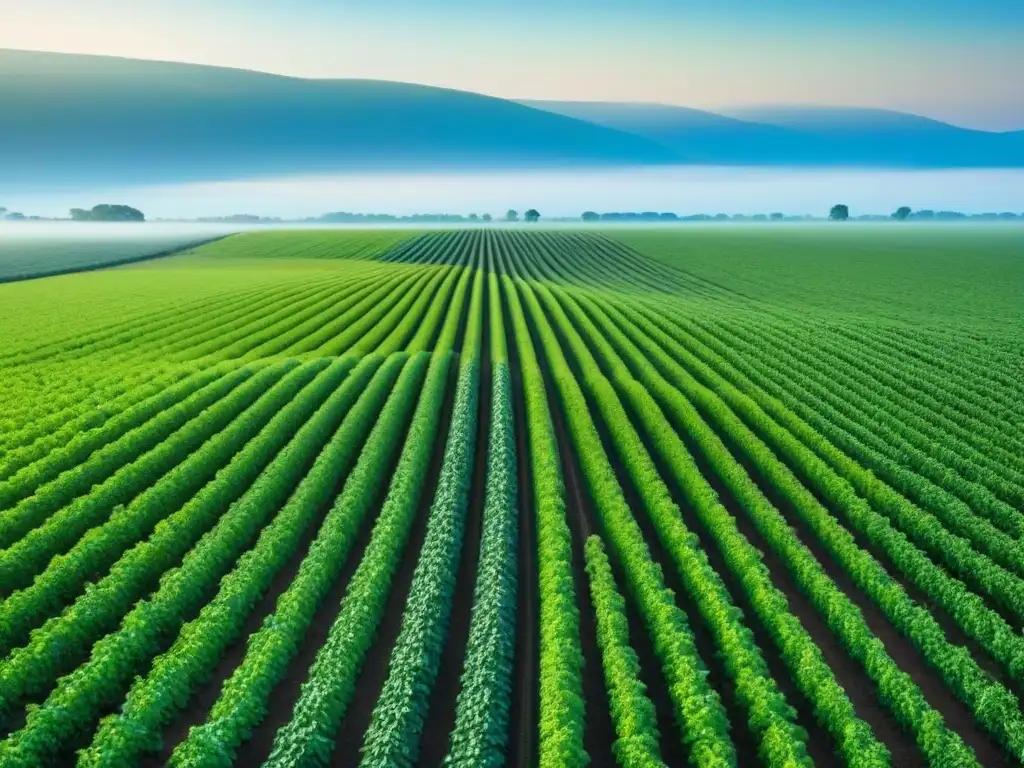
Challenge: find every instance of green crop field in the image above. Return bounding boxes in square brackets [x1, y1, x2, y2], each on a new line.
[0, 227, 226, 283]
[0, 226, 1021, 768]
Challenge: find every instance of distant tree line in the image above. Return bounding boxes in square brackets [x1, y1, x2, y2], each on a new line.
[581, 211, 818, 223]
[577, 206, 1023, 223]
[195, 214, 284, 224]
[898, 209, 1020, 221]
[4, 202, 1021, 226]
[833, 205, 1022, 222]
[309, 212, 495, 223]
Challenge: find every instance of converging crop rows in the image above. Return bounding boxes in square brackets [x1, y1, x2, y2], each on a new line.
[0, 228, 1021, 767]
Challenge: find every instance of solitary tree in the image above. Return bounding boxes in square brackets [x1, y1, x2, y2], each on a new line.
[892, 206, 912, 221]
[829, 204, 850, 221]
[505, 209, 519, 222]
[581, 211, 600, 222]
[481, 213, 492, 222]
[524, 209, 540, 222]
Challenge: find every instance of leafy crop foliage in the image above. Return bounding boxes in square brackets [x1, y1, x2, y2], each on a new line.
[0, 224, 1021, 767]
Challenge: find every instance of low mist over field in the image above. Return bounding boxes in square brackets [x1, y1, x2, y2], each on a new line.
[6, 166, 1024, 222]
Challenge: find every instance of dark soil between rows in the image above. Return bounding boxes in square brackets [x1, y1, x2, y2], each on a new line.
[505, 318, 539, 768]
[417, 274, 493, 766]
[148, 361, 406, 765]
[669, 349, 1014, 767]
[543, 292, 762, 767]
[518, 282, 616, 768]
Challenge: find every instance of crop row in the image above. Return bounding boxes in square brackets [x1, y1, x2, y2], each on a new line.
[693, 320, 1024, 575]
[168, 352, 432, 768]
[510, 276, 740, 767]
[0, 365, 230, 509]
[501, 275, 587, 767]
[0, 363, 189, 467]
[522, 276, 816, 766]
[603, 297, 1024, 760]
[637, 303, 1024, 633]
[534, 281, 890, 766]
[358, 269, 484, 767]
[696, 315, 1024, 519]
[0, 363, 282, 585]
[583, 534, 666, 767]
[444, 277, 519, 767]
[81, 352, 415, 767]
[564, 288, 977, 766]
[262, 350, 456, 767]
[0, 357, 363, 715]
[0, 356, 377, 767]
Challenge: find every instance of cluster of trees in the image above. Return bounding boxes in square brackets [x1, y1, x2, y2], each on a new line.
[1, 206, 29, 221]
[70, 205, 146, 222]
[504, 209, 541, 222]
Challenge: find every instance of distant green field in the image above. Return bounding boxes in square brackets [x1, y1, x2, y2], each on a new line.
[0, 227, 1022, 768]
[0, 226, 224, 282]
[616, 225, 1024, 333]
[192, 229, 417, 260]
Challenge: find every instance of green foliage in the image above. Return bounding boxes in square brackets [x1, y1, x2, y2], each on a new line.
[0, 360, 353, 697]
[167, 353, 429, 768]
[584, 535, 666, 768]
[261, 352, 455, 768]
[0, 226, 1020, 767]
[613, 226, 1024, 332]
[443, 293, 518, 766]
[537, 282, 887, 767]
[502, 274, 588, 768]
[82, 353, 417, 767]
[69, 204, 145, 222]
[569, 290, 973, 765]
[358, 271, 485, 768]
[517, 278, 746, 768]
[0, 358, 377, 766]
[608, 298, 1024, 760]
[0, 363, 294, 594]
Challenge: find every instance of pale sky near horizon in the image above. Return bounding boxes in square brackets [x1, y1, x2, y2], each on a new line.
[2, 0, 1022, 130]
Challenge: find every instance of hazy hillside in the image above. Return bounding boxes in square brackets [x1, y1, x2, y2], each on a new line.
[528, 101, 1024, 167]
[521, 100, 830, 164]
[719, 105, 1024, 166]
[2, 49, 1022, 191]
[0, 50, 679, 187]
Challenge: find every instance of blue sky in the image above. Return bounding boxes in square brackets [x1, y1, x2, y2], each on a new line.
[2, 0, 1022, 129]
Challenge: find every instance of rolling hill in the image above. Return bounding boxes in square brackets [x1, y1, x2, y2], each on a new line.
[2, 49, 1022, 190]
[520, 100, 829, 165]
[0, 49, 680, 187]
[526, 101, 1024, 168]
